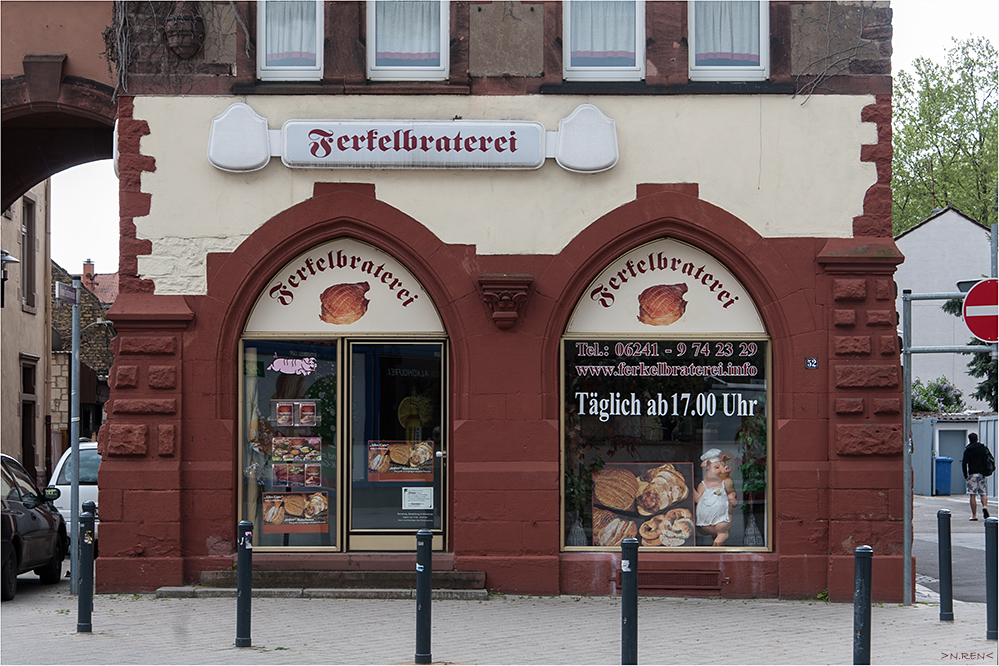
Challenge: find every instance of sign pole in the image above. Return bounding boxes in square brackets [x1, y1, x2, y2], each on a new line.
[70, 278, 81, 595]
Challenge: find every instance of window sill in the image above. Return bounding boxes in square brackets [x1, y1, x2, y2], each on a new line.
[233, 81, 471, 96]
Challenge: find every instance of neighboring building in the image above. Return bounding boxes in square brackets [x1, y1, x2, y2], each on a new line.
[894, 206, 994, 411]
[1, 182, 52, 484]
[49, 260, 116, 460]
[5, 2, 906, 603]
[911, 412, 997, 499]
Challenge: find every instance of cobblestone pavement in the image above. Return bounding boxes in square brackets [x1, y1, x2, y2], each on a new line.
[2, 582, 996, 665]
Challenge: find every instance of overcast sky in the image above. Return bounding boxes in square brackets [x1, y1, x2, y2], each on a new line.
[48, 0, 999, 276]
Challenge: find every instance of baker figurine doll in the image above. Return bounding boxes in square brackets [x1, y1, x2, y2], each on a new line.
[693, 448, 738, 546]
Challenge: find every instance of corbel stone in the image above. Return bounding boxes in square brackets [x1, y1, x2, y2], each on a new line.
[478, 274, 533, 330]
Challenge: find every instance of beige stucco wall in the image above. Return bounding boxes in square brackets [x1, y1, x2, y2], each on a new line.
[133, 94, 877, 295]
[1, 181, 52, 477]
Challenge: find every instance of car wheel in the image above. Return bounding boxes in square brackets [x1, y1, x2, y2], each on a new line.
[35, 538, 65, 585]
[1, 550, 16, 601]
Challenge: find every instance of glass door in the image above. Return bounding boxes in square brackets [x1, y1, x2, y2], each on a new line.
[348, 341, 446, 550]
[241, 339, 340, 548]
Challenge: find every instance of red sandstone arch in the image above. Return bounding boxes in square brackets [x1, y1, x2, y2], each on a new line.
[205, 188, 470, 421]
[540, 190, 818, 423]
[1, 73, 117, 210]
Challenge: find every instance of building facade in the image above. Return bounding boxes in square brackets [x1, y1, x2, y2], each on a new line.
[1, 182, 52, 484]
[7, 1, 908, 601]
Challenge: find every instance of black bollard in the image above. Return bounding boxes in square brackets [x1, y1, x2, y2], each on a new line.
[937, 509, 954, 621]
[77, 501, 96, 633]
[621, 537, 638, 666]
[987, 517, 997, 640]
[235, 520, 253, 648]
[852, 545, 873, 665]
[415, 529, 433, 665]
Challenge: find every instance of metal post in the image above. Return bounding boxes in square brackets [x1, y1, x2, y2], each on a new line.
[853, 545, 873, 665]
[902, 290, 913, 606]
[937, 509, 953, 621]
[70, 278, 81, 595]
[621, 538, 638, 665]
[235, 520, 253, 648]
[415, 529, 433, 665]
[76, 501, 96, 633]
[987, 517, 997, 640]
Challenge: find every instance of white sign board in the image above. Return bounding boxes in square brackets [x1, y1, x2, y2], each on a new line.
[244, 238, 444, 335]
[567, 239, 766, 335]
[282, 120, 546, 170]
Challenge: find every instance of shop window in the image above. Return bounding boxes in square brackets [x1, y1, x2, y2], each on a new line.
[367, 0, 449, 81]
[257, 0, 323, 81]
[242, 340, 339, 547]
[688, 0, 769, 82]
[562, 239, 770, 551]
[564, 0, 645, 81]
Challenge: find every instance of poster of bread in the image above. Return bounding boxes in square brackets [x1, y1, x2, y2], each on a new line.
[367, 440, 434, 482]
[262, 491, 329, 533]
[591, 462, 695, 547]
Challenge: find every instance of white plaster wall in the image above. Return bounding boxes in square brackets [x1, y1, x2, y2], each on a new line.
[133, 94, 877, 295]
[894, 210, 994, 410]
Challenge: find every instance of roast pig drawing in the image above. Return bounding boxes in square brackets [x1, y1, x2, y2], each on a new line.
[267, 356, 318, 375]
[637, 283, 689, 326]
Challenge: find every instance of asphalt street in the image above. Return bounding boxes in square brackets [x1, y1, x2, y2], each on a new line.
[912, 493, 992, 603]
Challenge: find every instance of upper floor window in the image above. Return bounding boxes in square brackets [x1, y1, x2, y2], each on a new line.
[257, 0, 324, 81]
[564, 1, 645, 81]
[688, 0, 769, 82]
[367, 1, 449, 81]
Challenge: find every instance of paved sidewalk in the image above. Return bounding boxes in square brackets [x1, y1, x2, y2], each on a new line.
[2, 582, 995, 665]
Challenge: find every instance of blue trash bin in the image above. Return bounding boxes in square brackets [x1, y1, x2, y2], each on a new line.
[934, 457, 954, 496]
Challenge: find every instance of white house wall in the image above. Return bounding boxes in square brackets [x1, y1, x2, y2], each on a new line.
[134, 94, 877, 295]
[895, 210, 994, 410]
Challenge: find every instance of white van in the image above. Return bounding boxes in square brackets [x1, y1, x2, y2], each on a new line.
[48, 441, 100, 552]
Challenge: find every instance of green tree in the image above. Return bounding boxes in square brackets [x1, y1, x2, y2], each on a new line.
[892, 37, 998, 235]
[941, 297, 998, 410]
[910, 377, 966, 413]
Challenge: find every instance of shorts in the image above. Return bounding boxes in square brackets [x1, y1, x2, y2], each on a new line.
[966, 473, 988, 495]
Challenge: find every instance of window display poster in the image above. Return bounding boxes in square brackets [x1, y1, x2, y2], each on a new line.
[564, 338, 768, 550]
[262, 491, 330, 533]
[367, 440, 434, 482]
[591, 462, 696, 547]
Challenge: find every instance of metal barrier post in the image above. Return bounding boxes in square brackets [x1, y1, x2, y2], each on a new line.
[621, 537, 638, 665]
[937, 509, 954, 621]
[415, 529, 433, 665]
[987, 517, 997, 640]
[235, 520, 253, 648]
[76, 501, 96, 633]
[853, 545, 873, 665]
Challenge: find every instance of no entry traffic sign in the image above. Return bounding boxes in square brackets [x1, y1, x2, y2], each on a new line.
[962, 278, 998, 343]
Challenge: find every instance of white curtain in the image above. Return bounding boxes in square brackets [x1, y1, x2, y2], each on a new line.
[375, 1, 441, 66]
[693, 1, 760, 66]
[265, 1, 318, 66]
[570, 1, 636, 67]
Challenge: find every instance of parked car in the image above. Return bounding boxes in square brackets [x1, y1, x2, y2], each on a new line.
[2, 454, 67, 601]
[48, 441, 100, 556]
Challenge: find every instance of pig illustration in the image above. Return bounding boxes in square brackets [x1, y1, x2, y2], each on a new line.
[267, 356, 318, 376]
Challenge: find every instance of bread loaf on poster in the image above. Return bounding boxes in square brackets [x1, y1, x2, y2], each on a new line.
[283, 494, 307, 516]
[592, 508, 638, 547]
[659, 507, 695, 546]
[409, 442, 433, 467]
[389, 444, 412, 466]
[263, 503, 285, 525]
[368, 449, 391, 473]
[593, 468, 639, 511]
[637, 283, 688, 326]
[305, 492, 328, 518]
[636, 464, 689, 516]
[319, 282, 370, 325]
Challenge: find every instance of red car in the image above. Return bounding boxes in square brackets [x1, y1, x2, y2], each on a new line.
[2, 454, 67, 601]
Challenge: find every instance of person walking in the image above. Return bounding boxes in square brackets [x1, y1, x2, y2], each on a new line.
[961, 433, 993, 521]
